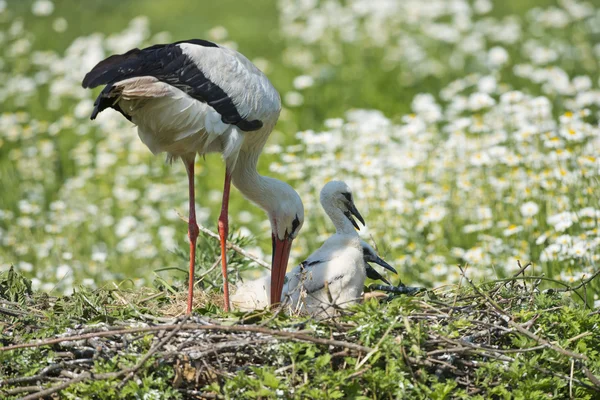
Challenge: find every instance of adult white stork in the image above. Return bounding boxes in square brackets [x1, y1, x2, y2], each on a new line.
[82, 39, 304, 313]
[232, 181, 395, 316]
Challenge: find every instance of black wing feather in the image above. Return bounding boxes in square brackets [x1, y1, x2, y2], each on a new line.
[82, 40, 262, 131]
[90, 84, 132, 121]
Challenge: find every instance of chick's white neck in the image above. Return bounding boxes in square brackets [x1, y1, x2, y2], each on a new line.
[321, 199, 357, 236]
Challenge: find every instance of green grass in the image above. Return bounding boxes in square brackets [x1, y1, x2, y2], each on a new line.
[1, 268, 599, 399]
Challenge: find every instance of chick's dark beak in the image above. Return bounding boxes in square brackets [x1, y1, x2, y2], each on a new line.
[344, 202, 365, 230]
[366, 254, 398, 275]
[365, 264, 392, 285]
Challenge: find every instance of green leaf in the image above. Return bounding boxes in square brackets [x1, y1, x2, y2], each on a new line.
[262, 371, 280, 389]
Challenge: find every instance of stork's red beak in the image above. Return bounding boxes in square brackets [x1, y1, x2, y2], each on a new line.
[270, 234, 294, 305]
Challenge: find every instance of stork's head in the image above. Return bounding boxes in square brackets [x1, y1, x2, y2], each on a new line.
[266, 179, 304, 307]
[361, 241, 397, 276]
[319, 180, 365, 231]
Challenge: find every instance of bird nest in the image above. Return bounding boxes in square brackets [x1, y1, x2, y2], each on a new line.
[1, 266, 599, 399]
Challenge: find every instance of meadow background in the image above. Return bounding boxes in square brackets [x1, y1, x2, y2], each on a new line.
[0, 0, 599, 303]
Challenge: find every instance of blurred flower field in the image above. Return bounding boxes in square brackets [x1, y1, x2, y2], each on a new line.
[0, 0, 598, 304]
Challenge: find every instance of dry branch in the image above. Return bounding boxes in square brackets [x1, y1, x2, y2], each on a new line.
[175, 217, 270, 269]
[457, 265, 589, 361]
[1, 322, 372, 354]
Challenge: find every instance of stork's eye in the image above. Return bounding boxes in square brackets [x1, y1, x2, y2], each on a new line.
[342, 192, 352, 202]
[290, 214, 301, 236]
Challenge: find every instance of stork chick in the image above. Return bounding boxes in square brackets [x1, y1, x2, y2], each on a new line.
[233, 180, 383, 316]
[281, 181, 365, 317]
[231, 240, 397, 312]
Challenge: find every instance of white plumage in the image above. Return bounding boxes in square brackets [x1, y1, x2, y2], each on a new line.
[283, 236, 364, 317]
[105, 45, 280, 168]
[231, 238, 398, 312]
[232, 181, 391, 317]
[83, 39, 304, 313]
[114, 44, 281, 168]
[122, 82, 238, 160]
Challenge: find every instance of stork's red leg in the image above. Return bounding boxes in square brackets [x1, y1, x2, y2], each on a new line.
[183, 156, 199, 314]
[218, 168, 232, 312]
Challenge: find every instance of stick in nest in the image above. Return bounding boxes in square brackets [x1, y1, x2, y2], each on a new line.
[457, 265, 589, 361]
[117, 315, 189, 389]
[177, 214, 270, 269]
[1, 323, 373, 354]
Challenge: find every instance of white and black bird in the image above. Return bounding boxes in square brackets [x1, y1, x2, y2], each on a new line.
[233, 181, 385, 317]
[231, 239, 398, 312]
[82, 39, 304, 313]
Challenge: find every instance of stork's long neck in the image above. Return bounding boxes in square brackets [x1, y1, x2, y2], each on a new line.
[322, 201, 357, 236]
[230, 149, 283, 220]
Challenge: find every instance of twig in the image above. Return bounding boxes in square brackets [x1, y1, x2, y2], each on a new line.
[348, 367, 370, 379]
[198, 258, 222, 281]
[2, 386, 44, 395]
[569, 359, 575, 399]
[139, 291, 166, 304]
[427, 346, 472, 356]
[514, 260, 532, 277]
[20, 368, 132, 400]
[582, 365, 600, 388]
[482, 344, 548, 354]
[355, 316, 398, 370]
[565, 331, 593, 344]
[0, 306, 29, 317]
[1, 359, 93, 386]
[178, 389, 220, 399]
[481, 276, 588, 305]
[532, 364, 599, 392]
[118, 315, 189, 389]
[170, 338, 271, 360]
[457, 266, 588, 361]
[140, 314, 181, 323]
[490, 261, 531, 296]
[557, 269, 600, 292]
[582, 275, 588, 309]
[177, 217, 270, 269]
[1, 323, 372, 354]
